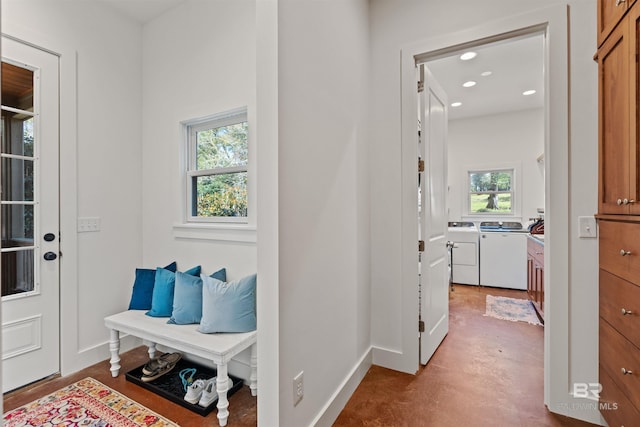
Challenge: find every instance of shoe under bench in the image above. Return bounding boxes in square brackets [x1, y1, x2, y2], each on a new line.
[104, 310, 257, 427]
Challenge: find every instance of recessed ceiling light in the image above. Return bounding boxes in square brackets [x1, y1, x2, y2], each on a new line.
[463, 81, 477, 88]
[523, 89, 536, 96]
[460, 52, 477, 61]
[480, 71, 492, 77]
[451, 102, 462, 107]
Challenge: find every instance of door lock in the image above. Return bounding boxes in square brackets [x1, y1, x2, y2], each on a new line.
[43, 251, 57, 261]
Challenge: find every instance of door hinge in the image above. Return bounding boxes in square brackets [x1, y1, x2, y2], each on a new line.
[417, 80, 424, 93]
[418, 240, 425, 252]
[418, 159, 425, 173]
[418, 320, 425, 333]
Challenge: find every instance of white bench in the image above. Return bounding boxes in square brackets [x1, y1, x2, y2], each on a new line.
[104, 310, 257, 427]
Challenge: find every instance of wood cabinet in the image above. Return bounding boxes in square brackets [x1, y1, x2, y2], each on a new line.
[597, 3, 640, 215]
[597, 218, 640, 424]
[597, 0, 635, 47]
[526, 236, 544, 321]
[597, 2, 640, 424]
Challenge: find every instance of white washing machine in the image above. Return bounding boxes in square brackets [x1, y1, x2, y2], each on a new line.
[447, 222, 480, 286]
[479, 221, 527, 290]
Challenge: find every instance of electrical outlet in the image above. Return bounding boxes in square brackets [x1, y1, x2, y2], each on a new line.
[293, 371, 304, 406]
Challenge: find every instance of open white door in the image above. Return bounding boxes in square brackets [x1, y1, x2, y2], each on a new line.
[418, 64, 449, 365]
[1, 36, 60, 392]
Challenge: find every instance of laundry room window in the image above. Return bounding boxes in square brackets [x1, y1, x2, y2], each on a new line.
[467, 168, 514, 215]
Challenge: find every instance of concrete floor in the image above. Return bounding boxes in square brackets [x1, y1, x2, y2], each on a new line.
[4, 285, 598, 426]
[335, 285, 598, 427]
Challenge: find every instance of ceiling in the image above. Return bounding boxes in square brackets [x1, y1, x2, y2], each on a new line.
[92, 1, 542, 121]
[96, 0, 186, 23]
[426, 34, 544, 120]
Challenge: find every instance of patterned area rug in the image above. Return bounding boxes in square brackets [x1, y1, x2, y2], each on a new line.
[3, 377, 179, 427]
[484, 295, 542, 326]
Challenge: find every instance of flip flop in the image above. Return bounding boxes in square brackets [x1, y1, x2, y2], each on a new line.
[142, 352, 182, 375]
[141, 360, 179, 382]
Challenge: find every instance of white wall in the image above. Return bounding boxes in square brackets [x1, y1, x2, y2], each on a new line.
[141, 0, 257, 280]
[447, 108, 545, 224]
[2, 0, 144, 374]
[140, 0, 257, 378]
[277, 0, 371, 425]
[370, 0, 600, 424]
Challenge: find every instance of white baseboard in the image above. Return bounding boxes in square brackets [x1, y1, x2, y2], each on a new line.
[61, 334, 142, 377]
[311, 346, 373, 427]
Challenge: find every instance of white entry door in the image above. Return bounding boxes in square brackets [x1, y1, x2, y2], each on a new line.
[418, 64, 449, 365]
[1, 36, 60, 392]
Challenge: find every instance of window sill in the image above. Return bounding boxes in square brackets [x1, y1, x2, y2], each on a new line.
[173, 223, 256, 243]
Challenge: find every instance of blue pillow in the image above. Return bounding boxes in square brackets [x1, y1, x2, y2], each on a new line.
[146, 265, 201, 317]
[198, 273, 256, 333]
[128, 261, 177, 310]
[168, 268, 226, 325]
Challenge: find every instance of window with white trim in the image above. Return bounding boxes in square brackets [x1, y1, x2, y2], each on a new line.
[467, 168, 514, 215]
[185, 108, 248, 222]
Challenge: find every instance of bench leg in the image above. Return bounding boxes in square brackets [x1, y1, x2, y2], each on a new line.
[216, 363, 230, 427]
[109, 329, 121, 377]
[250, 343, 258, 397]
[147, 342, 157, 359]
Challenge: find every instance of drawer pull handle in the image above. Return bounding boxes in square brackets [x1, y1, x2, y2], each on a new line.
[622, 308, 633, 315]
[617, 0, 627, 6]
[620, 249, 632, 256]
[621, 367, 633, 375]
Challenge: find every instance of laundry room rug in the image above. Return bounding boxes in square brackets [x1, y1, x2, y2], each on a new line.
[484, 295, 542, 326]
[3, 377, 179, 427]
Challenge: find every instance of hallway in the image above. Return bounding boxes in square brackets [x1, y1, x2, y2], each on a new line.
[335, 285, 599, 426]
[3, 285, 600, 426]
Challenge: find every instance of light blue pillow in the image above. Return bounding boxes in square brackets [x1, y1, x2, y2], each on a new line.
[146, 265, 201, 318]
[168, 268, 227, 325]
[198, 274, 257, 333]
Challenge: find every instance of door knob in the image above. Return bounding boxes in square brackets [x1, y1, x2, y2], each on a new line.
[43, 251, 57, 261]
[43, 233, 56, 242]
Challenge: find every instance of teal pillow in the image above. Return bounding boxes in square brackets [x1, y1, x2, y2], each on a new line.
[197, 273, 257, 333]
[146, 265, 201, 317]
[168, 268, 226, 325]
[128, 261, 177, 310]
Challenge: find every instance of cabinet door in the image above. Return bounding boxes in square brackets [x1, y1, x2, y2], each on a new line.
[599, 16, 631, 214]
[629, 6, 640, 214]
[598, 0, 629, 47]
[534, 259, 544, 317]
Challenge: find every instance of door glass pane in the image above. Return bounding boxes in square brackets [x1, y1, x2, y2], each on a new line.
[1, 249, 35, 296]
[1, 115, 34, 156]
[2, 60, 36, 299]
[1, 62, 34, 111]
[1, 204, 34, 244]
[1, 157, 34, 201]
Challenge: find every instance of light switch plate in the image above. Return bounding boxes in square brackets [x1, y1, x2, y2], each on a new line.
[78, 217, 101, 232]
[578, 216, 597, 238]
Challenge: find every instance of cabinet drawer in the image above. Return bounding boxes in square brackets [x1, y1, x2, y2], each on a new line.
[599, 320, 640, 410]
[527, 237, 544, 265]
[600, 364, 640, 426]
[599, 220, 640, 282]
[600, 269, 640, 347]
